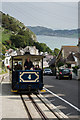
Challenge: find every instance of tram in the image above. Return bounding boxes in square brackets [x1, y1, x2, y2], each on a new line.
[9, 54, 44, 93]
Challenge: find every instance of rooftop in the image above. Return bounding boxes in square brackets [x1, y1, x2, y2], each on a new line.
[62, 46, 78, 58]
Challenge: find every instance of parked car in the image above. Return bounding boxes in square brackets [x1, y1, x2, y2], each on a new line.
[43, 68, 53, 76]
[56, 68, 72, 80]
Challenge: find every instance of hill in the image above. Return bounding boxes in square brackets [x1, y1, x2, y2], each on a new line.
[27, 26, 79, 38]
[1, 12, 53, 56]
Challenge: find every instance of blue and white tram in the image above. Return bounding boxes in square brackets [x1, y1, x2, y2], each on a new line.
[9, 54, 44, 93]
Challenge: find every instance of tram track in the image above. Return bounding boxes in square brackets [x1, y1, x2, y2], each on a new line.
[28, 94, 48, 120]
[37, 94, 61, 120]
[20, 94, 48, 120]
[20, 94, 33, 120]
[20, 94, 68, 120]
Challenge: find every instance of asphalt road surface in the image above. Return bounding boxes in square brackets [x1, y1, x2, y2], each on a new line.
[42, 75, 80, 120]
[0, 73, 80, 119]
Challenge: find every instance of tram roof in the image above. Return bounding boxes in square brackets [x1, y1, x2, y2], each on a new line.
[11, 54, 44, 61]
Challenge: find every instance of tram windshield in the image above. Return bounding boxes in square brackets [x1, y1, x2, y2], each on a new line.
[11, 54, 44, 71]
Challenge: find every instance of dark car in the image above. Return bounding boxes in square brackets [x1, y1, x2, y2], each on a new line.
[43, 68, 53, 76]
[56, 68, 72, 80]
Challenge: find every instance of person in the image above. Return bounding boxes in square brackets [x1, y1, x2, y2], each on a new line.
[24, 58, 33, 70]
[35, 65, 41, 70]
[14, 62, 22, 70]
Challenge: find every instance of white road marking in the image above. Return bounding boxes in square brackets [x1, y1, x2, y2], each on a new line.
[50, 99, 55, 102]
[44, 85, 54, 88]
[44, 87, 80, 112]
[66, 113, 72, 116]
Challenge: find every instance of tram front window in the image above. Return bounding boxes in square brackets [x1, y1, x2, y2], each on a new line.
[24, 58, 33, 70]
[14, 62, 22, 70]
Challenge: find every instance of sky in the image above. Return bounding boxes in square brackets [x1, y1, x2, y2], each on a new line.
[1, 2, 78, 30]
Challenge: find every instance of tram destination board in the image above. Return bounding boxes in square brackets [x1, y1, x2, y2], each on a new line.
[19, 70, 41, 83]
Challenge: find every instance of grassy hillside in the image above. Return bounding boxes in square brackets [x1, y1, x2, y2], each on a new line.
[1, 11, 54, 56]
[2, 28, 11, 42]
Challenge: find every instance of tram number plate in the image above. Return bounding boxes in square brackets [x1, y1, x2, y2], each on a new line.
[19, 71, 39, 82]
[28, 75, 31, 80]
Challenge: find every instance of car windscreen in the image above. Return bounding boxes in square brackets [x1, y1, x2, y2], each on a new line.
[62, 69, 70, 74]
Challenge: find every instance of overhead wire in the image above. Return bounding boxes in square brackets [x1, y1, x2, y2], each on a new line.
[2, 2, 78, 29]
[28, 2, 77, 21]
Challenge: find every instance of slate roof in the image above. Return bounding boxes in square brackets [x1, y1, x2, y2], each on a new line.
[67, 53, 75, 61]
[62, 46, 78, 58]
[56, 46, 78, 64]
[74, 52, 80, 59]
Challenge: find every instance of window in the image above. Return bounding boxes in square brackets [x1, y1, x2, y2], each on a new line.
[6, 59, 8, 64]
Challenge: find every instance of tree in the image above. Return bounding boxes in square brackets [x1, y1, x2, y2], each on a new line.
[0, 43, 6, 59]
[53, 48, 60, 56]
[10, 35, 26, 48]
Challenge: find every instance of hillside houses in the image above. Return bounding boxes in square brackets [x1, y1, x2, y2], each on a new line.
[4, 45, 54, 69]
[4, 46, 39, 67]
[23, 46, 39, 55]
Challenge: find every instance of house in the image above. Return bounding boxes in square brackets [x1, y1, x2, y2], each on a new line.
[4, 56, 11, 67]
[78, 38, 80, 80]
[4, 49, 17, 67]
[78, 38, 80, 67]
[5, 49, 17, 56]
[56, 46, 78, 68]
[23, 46, 39, 55]
[49, 56, 56, 67]
[49, 56, 56, 75]
[4, 46, 39, 67]
[43, 54, 54, 68]
[74, 38, 80, 80]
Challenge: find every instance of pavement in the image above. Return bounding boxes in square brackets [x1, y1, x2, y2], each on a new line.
[0, 73, 9, 83]
[72, 72, 78, 80]
[1, 83, 28, 119]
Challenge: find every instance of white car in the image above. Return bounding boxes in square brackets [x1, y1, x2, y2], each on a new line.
[43, 68, 53, 76]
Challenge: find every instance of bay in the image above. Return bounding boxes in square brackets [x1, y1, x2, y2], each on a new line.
[36, 35, 78, 50]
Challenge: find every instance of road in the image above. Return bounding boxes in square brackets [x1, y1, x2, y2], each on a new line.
[42, 76, 80, 120]
[0, 73, 79, 119]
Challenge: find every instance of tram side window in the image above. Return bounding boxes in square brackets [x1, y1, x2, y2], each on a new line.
[14, 62, 22, 70]
[34, 65, 41, 70]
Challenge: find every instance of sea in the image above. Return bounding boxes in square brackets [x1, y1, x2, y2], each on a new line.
[36, 35, 78, 50]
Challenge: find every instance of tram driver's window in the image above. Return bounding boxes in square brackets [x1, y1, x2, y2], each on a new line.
[14, 61, 22, 70]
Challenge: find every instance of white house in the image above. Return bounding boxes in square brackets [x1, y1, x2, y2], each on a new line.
[4, 49, 17, 67]
[4, 46, 39, 67]
[4, 56, 11, 67]
[23, 46, 39, 55]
